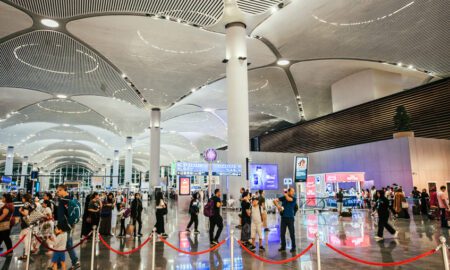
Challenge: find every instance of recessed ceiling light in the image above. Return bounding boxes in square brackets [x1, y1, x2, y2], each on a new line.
[271, 7, 278, 13]
[121, 74, 127, 78]
[56, 94, 67, 99]
[277, 59, 290, 66]
[41, 19, 59, 28]
[62, 124, 70, 127]
[203, 108, 215, 113]
[397, 62, 402, 67]
[408, 65, 414, 69]
[191, 88, 196, 93]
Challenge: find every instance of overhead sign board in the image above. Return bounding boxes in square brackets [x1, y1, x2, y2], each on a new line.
[175, 162, 241, 176]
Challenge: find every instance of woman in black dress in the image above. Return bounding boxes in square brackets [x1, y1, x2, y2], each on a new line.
[87, 193, 102, 233]
[81, 193, 92, 237]
[99, 193, 115, 236]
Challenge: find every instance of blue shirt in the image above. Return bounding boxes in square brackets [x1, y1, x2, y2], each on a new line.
[279, 195, 297, 218]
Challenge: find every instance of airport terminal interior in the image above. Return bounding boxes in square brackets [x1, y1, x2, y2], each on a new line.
[0, 0, 449, 269]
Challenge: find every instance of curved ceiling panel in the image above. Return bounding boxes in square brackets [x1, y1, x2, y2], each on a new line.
[0, 30, 143, 106]
[0, 87, 52, 118]
[73, 95, 149, 136]
[290, 59, 430, 120]
[0, 2, 33, 38]
[254, 0, 450, 76]
[10, 0, 224, 27]
[67, 15, 275, 108]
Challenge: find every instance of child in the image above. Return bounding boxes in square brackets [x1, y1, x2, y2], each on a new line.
[48, 224, 67, 270]
[117, 203, 129, 237]
[250, 197, 265, 251]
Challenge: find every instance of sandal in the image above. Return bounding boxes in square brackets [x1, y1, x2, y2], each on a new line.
[18, 255, 27, 261]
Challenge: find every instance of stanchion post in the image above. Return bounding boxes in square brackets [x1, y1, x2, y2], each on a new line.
[25, 225, 33, 270]
[152, 228, 156, 270]
[315, 233, 321, 270]
[440, 236, 450, 270]
[230, 230, 234, 270]
[91, 225, 97, 270]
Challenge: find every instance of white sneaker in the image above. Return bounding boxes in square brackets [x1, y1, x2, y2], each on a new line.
[374, 236, 384, 241]
[393, 231, 399, 239]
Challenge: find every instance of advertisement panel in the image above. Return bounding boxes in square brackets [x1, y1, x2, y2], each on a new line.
[294, 156, 308, 182]
[325, 172, 365, 183]
[249, 164, 278, 190]
[179, 177, 191, 196]
[306, 175, 316, 206]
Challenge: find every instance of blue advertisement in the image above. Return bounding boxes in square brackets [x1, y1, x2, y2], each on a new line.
[294, 156, 308, 182]
[1, 176, 12, 184]
[250, 164, 278, 190]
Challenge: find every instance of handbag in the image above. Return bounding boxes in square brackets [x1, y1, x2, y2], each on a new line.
[401, 201, 409, 209]
[126, 223, 135, 236]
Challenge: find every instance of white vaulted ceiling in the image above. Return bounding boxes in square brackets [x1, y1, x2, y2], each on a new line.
[0, 0, 448, 172]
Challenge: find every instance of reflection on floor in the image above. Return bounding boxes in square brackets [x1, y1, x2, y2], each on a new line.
[1, 202, 448, 270]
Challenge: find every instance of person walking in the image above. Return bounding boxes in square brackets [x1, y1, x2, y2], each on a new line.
[99, 192, 115, 236]
[374, 190, 398, 241]
[154, 192, 168, 238]
[186, 193, 200, 234]
[437, 186, 449, 228]
[274, 187, 298, 253]
[209, 189, 223, 247]
[131, 193, 144, 237]
[56, 184, 80, 270]
[0, 193, 14, 257]
[336, 188, 344, 215]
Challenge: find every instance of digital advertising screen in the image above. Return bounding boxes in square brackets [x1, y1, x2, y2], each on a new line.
[249, 164, 278, 190]
[294, 156, 308, 182]
[179, 177, 191, 196]
[1, 176, 12, 184]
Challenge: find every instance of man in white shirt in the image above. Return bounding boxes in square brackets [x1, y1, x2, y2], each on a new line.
[437, 185, 449, 228]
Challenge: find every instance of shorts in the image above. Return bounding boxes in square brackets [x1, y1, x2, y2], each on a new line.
[51, 252, 65, 263]
[251, 222, 263, 239]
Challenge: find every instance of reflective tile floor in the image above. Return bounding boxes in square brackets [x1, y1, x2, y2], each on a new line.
[1, 201, 449, 270]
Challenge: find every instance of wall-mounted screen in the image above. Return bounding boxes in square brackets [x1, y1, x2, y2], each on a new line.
[179, 177, 191, 196]
[250, 164, 278, 190]
[294, 156, 308, 182]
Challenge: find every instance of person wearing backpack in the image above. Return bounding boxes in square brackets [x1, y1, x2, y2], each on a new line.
[0, 193, 15, 257]
[186, 192, 200, 234]
[250, 197, 265, 252]
[274, 187, 298, 253]
[208, 189, 223, 247]
[56, 184, 80, 270]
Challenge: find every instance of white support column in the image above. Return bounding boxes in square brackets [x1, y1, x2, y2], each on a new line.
[112, 150, 119, 188]
[20, 156, 28, 188]
[124, 136, 133, 185]
[225, 21, 250, 202]
[5, 146, 14, 176]
[150, 108, 161, 188]
[106, 158, 112, 187]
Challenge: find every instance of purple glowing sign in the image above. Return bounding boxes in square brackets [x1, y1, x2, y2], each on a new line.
[203, 148, 217, 162]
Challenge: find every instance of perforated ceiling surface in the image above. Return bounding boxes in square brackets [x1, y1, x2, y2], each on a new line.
[236, 0, 282, 15]
[0, 1, 32, 38]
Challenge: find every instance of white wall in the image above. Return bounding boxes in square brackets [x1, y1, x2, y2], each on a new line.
[409, 138, 450, 190]
[307, 138, 414, 193]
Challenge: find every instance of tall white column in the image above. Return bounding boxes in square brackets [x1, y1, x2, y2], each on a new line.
[226, 22, 250, 201]
[150, 108, 161, 188]
[124, 137, 133, 185]
[106, 158, 112, 187]
[20, 156, 28, 188]
[4, 146, 14, 176]
[112, 150, 119, 188]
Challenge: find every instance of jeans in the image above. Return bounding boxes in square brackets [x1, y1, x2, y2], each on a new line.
[187, 213, 198, 231]
[440, 208, 448, 227]
[209, 216, 223, 243]
[119, 219, 126, 236]
[280, 217, 296, 249]
[66, 230, 78, 264]
[377, 215, 396, 237]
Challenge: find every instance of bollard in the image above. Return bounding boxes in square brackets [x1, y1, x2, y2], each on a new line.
[25, 225, 33, 270]
[315, 233, 321, 270]
[91, 226, 97, 270]
[440, 236, 450, 270]
[230, 230, 234, 270]
[152, 228, 156, 270]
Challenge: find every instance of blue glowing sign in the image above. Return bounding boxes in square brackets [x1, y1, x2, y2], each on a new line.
[175, 162, 241, 176]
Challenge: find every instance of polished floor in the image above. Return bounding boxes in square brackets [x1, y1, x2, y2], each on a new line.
[1, 201, 449, 270]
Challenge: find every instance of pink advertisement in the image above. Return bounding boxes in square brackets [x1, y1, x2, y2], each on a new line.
[306, 175, 316, 206]
[325, 172, 365, 183]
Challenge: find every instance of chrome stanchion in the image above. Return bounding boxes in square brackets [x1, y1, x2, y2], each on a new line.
[91, 226, 97, 270]
[152, 228, 156, 270]
[25, 225, 33, 270]
[440, 236, 450, 270]
[315, 233, 321, 270]
[230, 230, 234, 270]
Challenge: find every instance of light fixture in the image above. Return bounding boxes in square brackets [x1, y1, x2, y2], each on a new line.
[62, 124, 70, 127]
[121, 74, 127, 78]
[408, 65, 414, 69]
[277, 59, 290, 66]
[191, 88, 196, 93]
[397, 62, 402, 67]
[56, 94, 67, 99]
[271, 7, 278, 13]
[203, 108, 215, 113]
[40, 19, 59, 28]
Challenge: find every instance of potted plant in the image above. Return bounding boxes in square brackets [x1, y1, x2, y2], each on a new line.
[393, 105, 414, 138]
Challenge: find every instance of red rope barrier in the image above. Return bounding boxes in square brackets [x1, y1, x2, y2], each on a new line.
[0, 234, 27, 257]
[34, 231, 93, 252]
[325, 243, 438, 266]
[160, 237, 226, 255]
[237, 240, 314, 265]
[98, 234, 152, 255]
